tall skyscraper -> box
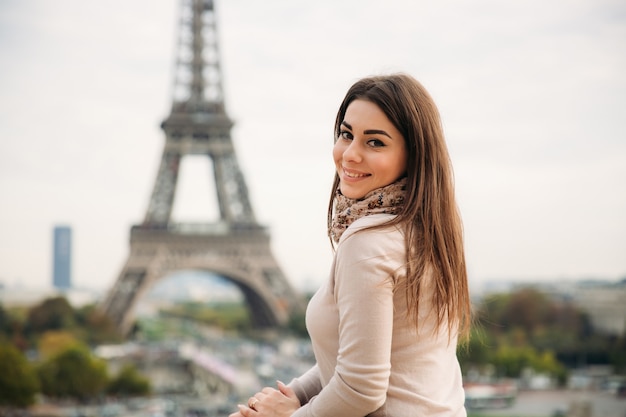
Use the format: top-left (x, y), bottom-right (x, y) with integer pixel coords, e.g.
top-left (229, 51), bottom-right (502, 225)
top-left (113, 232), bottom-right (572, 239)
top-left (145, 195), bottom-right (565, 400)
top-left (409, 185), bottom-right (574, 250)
top-left (53, 226), bottom-right (72, 290)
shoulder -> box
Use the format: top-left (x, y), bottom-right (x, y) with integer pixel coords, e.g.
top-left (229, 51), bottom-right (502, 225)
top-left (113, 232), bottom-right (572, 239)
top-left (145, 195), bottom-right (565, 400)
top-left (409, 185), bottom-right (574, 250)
top-left (340, 213), bottom-right (404, 243)
top-left (336, 214), bottom-right (405, 263)
top-left (332, 214), bottom-right (405, 296)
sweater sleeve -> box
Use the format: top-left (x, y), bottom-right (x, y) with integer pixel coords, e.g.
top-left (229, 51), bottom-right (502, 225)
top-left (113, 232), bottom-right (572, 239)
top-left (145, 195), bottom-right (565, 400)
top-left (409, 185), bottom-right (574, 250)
top-left (288, 364), bottom-right (322, 406)
top-left (292, 223), bottom-right (401, 417)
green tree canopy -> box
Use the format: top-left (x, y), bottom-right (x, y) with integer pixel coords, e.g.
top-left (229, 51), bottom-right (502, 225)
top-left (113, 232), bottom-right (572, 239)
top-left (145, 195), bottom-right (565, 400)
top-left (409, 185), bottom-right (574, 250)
top-left (74, 305), bottom-right (121, 344)
top-left (0, 343), bottom-right (39, 407)
top-left (107, 364), bottom-right (151, 397)
top-left (37, 344), bottom-right (108, 401)
top-left (38, 330), bottom-right (81, 360)
top-left (26, 296), bottom-right (75, 334)
top-left (0, 304), bottom-right (9, 334)
top-left (464, 286), bottom-right (626, 378)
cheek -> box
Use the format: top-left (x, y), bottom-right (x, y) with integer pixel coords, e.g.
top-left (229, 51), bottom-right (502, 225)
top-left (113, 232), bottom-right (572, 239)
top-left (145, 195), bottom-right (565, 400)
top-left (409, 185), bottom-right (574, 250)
top-left (381, 155), bottom-right (407, 180)
top-left (332, 142), bottom-right (344, 164)
top-left (397, 158), bottom-right (408, 176)
top-left (393, 148), bottom-right (408, 177)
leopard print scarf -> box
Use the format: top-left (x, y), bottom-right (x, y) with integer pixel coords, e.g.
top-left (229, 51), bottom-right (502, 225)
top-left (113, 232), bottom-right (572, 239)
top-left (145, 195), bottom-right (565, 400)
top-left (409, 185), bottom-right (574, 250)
top-left (330, 177), bottom-right (407, 244)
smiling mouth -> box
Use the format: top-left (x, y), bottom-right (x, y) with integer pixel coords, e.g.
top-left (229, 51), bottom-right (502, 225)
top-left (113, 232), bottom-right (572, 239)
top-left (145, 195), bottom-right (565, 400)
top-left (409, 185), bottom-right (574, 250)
top-left (343, 168), bottom-right (370, 178)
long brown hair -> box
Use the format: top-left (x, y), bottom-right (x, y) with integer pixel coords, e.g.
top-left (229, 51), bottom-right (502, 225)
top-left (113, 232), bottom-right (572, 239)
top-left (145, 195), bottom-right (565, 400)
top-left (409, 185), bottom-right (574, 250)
top-left (327, 74), bottom-right (471, 338)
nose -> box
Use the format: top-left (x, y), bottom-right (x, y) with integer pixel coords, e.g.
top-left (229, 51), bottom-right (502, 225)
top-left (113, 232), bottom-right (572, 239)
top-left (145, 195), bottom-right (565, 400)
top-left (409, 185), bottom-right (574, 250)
top-left (342, 140), bottom-right (362, 163)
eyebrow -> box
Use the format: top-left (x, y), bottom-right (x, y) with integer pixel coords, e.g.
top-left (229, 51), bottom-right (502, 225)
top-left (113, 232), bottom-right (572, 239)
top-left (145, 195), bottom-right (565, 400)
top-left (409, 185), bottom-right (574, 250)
top-left (341, 121), bottom-right (392, 139)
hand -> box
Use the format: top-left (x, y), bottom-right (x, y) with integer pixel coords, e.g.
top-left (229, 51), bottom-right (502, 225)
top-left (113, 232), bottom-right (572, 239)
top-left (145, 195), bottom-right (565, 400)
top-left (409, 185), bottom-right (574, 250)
top-left (230, 381), bottom-right (300, 417)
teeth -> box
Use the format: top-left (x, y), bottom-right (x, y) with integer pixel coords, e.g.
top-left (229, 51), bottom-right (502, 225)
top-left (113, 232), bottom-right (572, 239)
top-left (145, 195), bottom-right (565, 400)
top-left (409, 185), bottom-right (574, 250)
top-left (344, 170), bottom-right (367, 178)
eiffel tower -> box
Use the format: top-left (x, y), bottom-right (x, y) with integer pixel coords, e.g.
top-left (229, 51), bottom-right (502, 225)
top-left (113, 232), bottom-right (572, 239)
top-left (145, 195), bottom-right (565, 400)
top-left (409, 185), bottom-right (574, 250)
top-left (100, 0), bottom-right (303, 337)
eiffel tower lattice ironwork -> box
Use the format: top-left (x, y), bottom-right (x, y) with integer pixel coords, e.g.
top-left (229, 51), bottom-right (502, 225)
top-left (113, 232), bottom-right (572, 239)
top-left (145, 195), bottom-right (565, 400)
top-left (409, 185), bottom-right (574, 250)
top-left (100, 0), bottom-right (303, 337)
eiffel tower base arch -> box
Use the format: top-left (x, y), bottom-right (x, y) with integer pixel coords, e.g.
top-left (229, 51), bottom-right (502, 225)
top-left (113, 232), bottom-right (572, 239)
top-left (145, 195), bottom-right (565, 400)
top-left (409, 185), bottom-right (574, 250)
top-left (101, 224), bottom-right (303, 337)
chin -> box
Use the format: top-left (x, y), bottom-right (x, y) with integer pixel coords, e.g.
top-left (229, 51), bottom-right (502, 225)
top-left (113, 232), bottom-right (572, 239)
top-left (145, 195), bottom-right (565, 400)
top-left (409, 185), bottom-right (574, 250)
top-left (339, 185), bottom-right (366, 200)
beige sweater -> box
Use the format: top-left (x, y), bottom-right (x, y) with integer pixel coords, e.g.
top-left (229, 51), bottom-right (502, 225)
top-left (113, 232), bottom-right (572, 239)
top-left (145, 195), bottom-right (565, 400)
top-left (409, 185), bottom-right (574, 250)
top-left (289, 214), bottom-right (466, 417)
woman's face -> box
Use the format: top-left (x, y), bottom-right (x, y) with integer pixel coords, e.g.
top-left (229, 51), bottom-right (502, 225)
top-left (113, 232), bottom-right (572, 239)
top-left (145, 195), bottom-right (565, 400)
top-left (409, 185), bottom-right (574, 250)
top-left (333, 99), bottom-right (407, 199)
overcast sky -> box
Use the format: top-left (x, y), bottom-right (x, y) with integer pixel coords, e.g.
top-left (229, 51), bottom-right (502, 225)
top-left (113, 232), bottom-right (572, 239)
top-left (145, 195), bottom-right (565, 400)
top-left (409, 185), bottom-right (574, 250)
top-left (1, 0), bottom-right (625, 295)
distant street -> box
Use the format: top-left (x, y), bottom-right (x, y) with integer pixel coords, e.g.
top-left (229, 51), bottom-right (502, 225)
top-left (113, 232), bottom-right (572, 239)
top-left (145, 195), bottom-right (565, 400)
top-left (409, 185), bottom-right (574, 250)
top-left (29, 317), bottom-right (625, 417)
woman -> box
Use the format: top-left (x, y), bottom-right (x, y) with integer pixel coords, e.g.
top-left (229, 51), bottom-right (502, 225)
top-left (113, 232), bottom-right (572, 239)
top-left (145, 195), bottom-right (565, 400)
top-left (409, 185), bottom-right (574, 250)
top-left (232, 73), bottom-right (471, 417)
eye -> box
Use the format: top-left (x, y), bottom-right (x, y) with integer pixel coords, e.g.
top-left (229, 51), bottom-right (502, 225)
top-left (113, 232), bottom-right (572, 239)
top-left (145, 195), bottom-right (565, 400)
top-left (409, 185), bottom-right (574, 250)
top-left (339, 130), bottom-right (353, 140)
top-left (367, 138), bottom-right (386, 147)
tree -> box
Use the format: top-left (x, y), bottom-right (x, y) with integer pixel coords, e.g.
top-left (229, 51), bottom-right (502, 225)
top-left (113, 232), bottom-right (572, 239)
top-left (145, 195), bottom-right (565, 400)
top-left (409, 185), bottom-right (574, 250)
top-left (458, 327), bottom-right (494, 369)
top-left (107, 364), bottom-right (151, 397)
top-left (37, 345), bottom-right (108, 401)
top-left (466, 287), bottom-right (626, 379)
top-left (0, 304), bottom-right (9, 336)
top-left (492, 345), bottom-right (537, 378)
top-left (25, 296), bottom-right (75, 335)
top-left (74, 305), bottom-right (122, 344)
top-left (287, 310), bottom-right (308, 338)
top-left (608, 335), bottom-right (626, 373)
top-left (0, 343), bottom-right (39, 407)
top-left (478, 292), bottom-right (511, 335)
top-left (0, 304), bottom-right (28, 350)
top-left (38, 330), bottom-right (81, 360)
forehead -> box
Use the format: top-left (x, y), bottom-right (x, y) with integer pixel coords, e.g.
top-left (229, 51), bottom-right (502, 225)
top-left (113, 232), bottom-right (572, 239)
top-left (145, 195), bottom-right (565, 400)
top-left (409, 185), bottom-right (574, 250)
top-left (344, 99), bottom-right (386, 121)
top-left (343, 99), bottom-right (401, 135)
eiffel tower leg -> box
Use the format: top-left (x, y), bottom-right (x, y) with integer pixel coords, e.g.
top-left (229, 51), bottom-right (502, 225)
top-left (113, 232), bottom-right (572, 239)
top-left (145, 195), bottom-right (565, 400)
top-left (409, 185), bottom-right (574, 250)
top-left (100, 242), bottom-right (167, 336)
top-left (100, 264), bottom-right (147, 336)
top-left (234, 263), bottom-right (301, 328)
top-left (144, 151), bottom-right (181, 226)
top-left (212, 152), bottom-right (255, 224)
top-left (240, 286), bottom-right (276, 327)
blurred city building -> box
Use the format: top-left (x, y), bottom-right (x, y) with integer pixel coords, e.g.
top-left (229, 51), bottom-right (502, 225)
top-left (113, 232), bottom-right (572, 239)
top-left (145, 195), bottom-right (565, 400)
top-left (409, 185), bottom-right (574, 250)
top-left (52, 225), bottom-right (72, 290)
top-left (537, 279), bottom-right (626, 336)
top-left (571, 280), bottom-right (626, 336)
top-left (480, 278), bottom-right (626, 336)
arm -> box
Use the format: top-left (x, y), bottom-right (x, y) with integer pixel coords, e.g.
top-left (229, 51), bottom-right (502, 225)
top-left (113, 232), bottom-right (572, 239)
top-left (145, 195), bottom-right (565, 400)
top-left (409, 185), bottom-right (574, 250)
top-left (292, 227), bottom-right (400, 417)
top-left (288, 364), bottom-right (322, 406)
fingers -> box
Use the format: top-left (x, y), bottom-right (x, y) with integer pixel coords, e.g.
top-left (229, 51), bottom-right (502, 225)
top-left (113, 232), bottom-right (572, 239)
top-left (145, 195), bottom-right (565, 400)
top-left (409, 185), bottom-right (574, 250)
top-left (236, 404), bottom-right (256, 416)
top-left (277, 380), bottom-right (298, 400)
top-left (248, 396), bottom-right (260, 410)
top-left (261, 386), bottom-right (278, 395)
top-left (234, 384), bottom-right (299, 417)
